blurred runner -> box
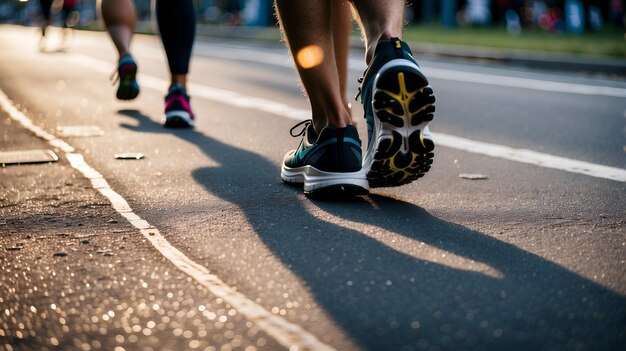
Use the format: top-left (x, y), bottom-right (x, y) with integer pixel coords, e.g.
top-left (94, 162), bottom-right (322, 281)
top-left (37, 0), bottom-right (53, 46)
top-left (100, 0), bottom-right (196, 128)
top-left (38, 0), bottom-right (77, 49)
top-left (60, 0), bottom-right (79, 44)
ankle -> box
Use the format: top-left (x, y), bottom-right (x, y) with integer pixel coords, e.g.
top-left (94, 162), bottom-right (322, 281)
top-left (319, 110), bottom-right (352, 131)
top-left (365, 30), bottom-right (400, 63)
top-left (170, 75), bottom-right (187, 90)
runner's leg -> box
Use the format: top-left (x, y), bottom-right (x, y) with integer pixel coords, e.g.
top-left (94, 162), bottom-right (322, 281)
top-left (99, 0), bottom-right (136, 59)
top-left (157, 0), bottom-right (197, 128)
top-left (156, 0), bottom-right (196, 90)
top-left (275, 0), bottom-right (351, 133)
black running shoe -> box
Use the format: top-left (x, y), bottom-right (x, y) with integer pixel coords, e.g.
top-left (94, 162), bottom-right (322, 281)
top-left (357, 38), bottom-right (436, 188)
top-left (112, 55), bottom-right (140, 101)
top-left (281, 120), bottom-right (368, 196)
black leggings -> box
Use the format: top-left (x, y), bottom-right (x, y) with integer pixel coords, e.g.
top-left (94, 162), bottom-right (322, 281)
top-left (156, 0), bottom-right (196, 75)
top-left (39, 0), bottom-right (52, 20)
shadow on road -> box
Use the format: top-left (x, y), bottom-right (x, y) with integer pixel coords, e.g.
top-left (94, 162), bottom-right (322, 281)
top-left (118, 109), bottom-right (625, 350)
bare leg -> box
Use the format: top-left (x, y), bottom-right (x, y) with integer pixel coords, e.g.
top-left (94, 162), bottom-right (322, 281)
top-left (275, 0), bottom-right (352, 133)
top-left (331, 1), bottom-right (353, 115)
top-left (170, 74), bottom-right (187, 89)
top-left (99, 0), bottom-right (137, 59)
top-left (349, 0), bottom-right (405, 63)
top-left (100, 0), bottom-right (139, 100)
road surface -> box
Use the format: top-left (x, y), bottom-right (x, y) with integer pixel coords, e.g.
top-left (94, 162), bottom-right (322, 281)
top-left (1, 25), bottom-right (625, 351)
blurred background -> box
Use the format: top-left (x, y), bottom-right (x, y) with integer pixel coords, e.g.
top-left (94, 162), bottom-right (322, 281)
top-left (0, 0), bottom-right (624, 58)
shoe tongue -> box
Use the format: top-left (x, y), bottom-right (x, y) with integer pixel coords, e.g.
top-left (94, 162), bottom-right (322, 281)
top-left (376, 37), bottom-right (412, 56)
top-left (119, 55), bottom-right (134, 65)
top-left (167, 84), bottom-right (188, 98)
top-left (168, 83), bottom-right (184, 94)
top-left (306, 124), bottom-right (318, 144)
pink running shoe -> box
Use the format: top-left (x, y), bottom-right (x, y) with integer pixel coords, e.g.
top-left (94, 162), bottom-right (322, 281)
top-left (163, 83), bottom-right (195, 128)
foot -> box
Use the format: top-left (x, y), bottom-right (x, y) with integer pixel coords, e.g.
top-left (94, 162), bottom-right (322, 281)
top-left (163, 83), bottom-right (195, 128)
top-left (357, 38), bottom-right (436, 188)
top-left (114, 55), bottom-right (140, 100)
top-left (281, 120), bottom-right (368, 196)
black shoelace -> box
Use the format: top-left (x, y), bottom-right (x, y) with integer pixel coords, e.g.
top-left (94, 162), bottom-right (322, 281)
top-left (355, 76), bottom-right (364, 101)
top-left (289, 119), bottom-right (312, 137)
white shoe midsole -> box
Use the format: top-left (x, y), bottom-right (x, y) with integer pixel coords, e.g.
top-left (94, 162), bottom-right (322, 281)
top-left (281, 165), bottom-right (369, 192)
top-left (165, 110), bottom-right (194, 126)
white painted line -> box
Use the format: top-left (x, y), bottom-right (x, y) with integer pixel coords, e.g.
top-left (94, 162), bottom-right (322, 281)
top-left (57, 125), bottom-right (105, 137)
top-left (350, 57), bottom-right (626, 98)
top-left (194, 43), bottom-right (626, 98)
top-left (137, 227), bottom-right (334, 351)
top-left (0, 89), bottom-right (336, 351)
top-left (86, 40), bottom-right (626, 99)
top-left (67, 53), bottom-right (312, 121)
top-left (0, 93), bottom-right (75, 153)
top-left (423, 67), bottom-right (626, 98)
top-left (67, 53), bottom-right (626, 183)
top-left (433, 133), bottom-right (626, 182)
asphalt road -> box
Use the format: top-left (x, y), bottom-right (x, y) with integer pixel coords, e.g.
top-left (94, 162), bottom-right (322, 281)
top-left (1, 25), bottom-right (625, 351)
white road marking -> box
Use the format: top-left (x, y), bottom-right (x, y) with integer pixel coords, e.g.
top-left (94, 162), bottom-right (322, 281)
top-left (422, 67), bottom-right (626, 98)
top-left (191, 42), bottom-right (626, 98)
top-left (0, 95), bottom-right (75, 153)
top-left (101, 39), bottom-right (626, 98)
top-left (434, 133), bottom-right (626, 182)
top-left (0, 89), bottom-right (336, 351)
top-left (67, 53), bottom-right (626, 183)
top-left (350, 57), bottom-right (626, 98)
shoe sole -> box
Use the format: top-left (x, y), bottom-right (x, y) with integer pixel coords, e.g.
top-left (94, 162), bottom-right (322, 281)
top-left (164, 110), bottom-right (195, 128)
top-left (364, 59), bottom-right (435, 188)
top-left (281, 165), bottom-right (369, 196)
top-left (116, 64), bottom-right (139, 101)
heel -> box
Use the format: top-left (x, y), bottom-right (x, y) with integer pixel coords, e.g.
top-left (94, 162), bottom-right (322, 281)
top-left (367, 63), bottom-right (436, 188)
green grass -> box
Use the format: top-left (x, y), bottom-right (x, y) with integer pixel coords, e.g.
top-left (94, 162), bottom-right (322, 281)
top-left (403, 24), bottom-right (626, 58)
top-left (78, 21), bottom-right (625, 58)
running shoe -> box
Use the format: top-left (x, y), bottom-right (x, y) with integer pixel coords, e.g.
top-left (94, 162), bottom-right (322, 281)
top-left (281, 120), bottom-right (368, 196)
top-left (113, 55), bottom-right (140, 100)
top-left (357, 37), bottom-right (436, 188)
top-left (163, 83), bottom-right (195, 128)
